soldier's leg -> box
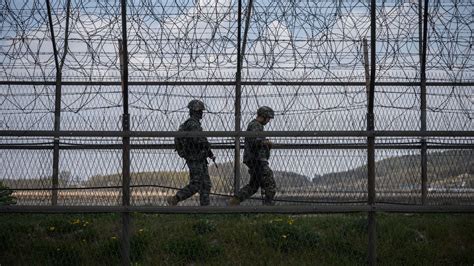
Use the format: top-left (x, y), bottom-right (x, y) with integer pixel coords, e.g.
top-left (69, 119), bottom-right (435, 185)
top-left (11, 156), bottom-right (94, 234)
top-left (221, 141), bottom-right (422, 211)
top-left (235, 163), bottom-right (260, 202)
top-left (175, 160), bottom-right (202, 202)
top-left (199, 162), bottom-right (212, 206)
top-left (260, 161), bottom-right (276, 205)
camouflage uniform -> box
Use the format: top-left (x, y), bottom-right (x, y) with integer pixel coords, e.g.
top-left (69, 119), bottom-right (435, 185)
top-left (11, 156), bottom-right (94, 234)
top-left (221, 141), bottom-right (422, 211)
top-left (174, 101), bottom-right (214, 206)
top-left (235, 118), bottom-right (276, 205)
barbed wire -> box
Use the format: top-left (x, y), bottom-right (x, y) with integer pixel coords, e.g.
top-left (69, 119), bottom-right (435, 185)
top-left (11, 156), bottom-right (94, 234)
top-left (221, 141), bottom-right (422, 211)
top-left (0, 0), bottom-right (472, 199)
top-left (0, 0), bottom-right (472, 133)
top-left (1, 0), bottom-right (472, 82)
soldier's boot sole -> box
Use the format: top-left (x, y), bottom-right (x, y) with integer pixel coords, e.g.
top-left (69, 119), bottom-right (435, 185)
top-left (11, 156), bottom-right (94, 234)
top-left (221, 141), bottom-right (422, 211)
top-left (167, 196), bottom-right (179, 206)
top-left (227, 197), bottom-right (241, 206)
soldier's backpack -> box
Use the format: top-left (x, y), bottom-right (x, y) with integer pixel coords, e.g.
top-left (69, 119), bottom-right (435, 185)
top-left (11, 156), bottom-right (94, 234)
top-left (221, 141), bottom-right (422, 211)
top-left (174, 124), bottom-right (187, 158)
top-left (174, 136), bottom-right (187, 159)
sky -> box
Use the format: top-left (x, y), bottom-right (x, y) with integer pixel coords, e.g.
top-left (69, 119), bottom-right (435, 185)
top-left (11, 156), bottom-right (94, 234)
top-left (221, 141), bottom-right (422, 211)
top-left (0, 0), bottom-right (472, 182)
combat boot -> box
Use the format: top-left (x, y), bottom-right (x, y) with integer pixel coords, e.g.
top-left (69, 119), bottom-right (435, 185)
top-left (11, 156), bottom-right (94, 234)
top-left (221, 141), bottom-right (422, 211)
top-left (167, 195), bottom-right (179, 206)
top-left (227, 196), bottom-right (241, 206)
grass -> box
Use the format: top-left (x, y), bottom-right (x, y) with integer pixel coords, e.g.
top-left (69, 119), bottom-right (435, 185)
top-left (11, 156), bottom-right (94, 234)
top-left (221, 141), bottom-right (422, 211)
top-left (0, 213), bottom-right (473, 265)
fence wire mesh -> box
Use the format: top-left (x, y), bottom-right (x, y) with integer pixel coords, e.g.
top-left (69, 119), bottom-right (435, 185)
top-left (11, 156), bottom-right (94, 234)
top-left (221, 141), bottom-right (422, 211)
top-left (2, 136), bottom-right (472, 206)
top-left (0, 0), bottom-right (473, 264)
top-left (2, 139), bottom-right (474, 206)
top-left (1, 0), bottom-right (472, 82)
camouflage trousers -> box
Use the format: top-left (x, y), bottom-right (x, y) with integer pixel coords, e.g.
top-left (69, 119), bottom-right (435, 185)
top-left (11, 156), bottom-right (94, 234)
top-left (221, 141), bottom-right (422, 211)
top-left (236, 160), bottom-right (276, 205)
top-left (176, 159), bottom-right (212, 206)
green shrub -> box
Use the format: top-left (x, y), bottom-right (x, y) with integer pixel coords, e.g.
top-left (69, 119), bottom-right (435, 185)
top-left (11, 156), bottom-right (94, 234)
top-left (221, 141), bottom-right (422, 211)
top-left (30, 240), bottom-right (83, 266)
top-left (45, 218), bottom-right (95, 238)
top-left (0, 182), bottom-right (16, 206)
top-left (164, 236), bottom-right (223, 263)
top-left (261, 217), bottom-right (320, 253)
top-left (192, 218), bottom-right (217, 235)
top-left (131, 229), bottom-right (152, 262)
top-left (97, 236), bottom-right (121, 264)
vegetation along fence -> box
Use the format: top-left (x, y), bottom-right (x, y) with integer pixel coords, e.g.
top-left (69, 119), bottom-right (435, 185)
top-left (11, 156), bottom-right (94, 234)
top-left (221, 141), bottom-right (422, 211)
top-left (0, 0), bottom-right (472, 265)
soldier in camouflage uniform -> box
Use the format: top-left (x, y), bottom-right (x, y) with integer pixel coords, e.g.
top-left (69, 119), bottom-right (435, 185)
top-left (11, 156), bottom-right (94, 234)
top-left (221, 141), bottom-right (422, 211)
top-left (167, 100), bottom-right (215, 206)
top-left (228, 106), bottom-right (276, 206)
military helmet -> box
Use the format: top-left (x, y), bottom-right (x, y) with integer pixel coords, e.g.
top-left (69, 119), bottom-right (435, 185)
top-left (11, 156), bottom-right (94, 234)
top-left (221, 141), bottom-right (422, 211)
top-left (187, 99), bottom-right (206, 111)
top-left (257, 106), bottom-right (275, 119)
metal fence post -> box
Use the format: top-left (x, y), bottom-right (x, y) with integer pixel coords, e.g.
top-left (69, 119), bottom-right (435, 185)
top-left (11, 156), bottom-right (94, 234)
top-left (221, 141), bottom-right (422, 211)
top-left (46, 0), bottom-right (71, 206)
top-left (119, 0), bottom-right (131, 264)
top-left (234, 0), bottom-right (242, 195)
top-left (420, 0), bottom-right (429, 205)
top-left (45, 0), bottom-right (60, 206)
top-left (234, 0), bottom-right (254, 195)
top-left (367, 0), bottom-right (377, 265)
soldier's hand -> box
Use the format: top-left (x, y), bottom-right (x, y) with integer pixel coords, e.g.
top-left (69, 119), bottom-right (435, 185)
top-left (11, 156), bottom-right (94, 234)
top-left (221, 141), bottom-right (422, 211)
top-left (263, 140), bottom-right (272, 149)
top-left (208, 150), bottom-right (215, 159)
top-left (211, 156), bottom-right (218, 169)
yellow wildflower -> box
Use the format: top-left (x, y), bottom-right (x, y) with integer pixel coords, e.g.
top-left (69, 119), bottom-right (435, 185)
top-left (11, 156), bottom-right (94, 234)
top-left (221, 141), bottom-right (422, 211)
top-left (49, 226), bottom-right (55, 231)
top-left (288, 218), bottom-right (294, 225)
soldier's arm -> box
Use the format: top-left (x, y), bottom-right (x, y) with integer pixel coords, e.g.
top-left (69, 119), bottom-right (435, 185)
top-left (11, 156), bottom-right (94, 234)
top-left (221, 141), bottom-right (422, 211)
top-left (247, 122), bottom-right (265, 148)
top-left (188, 120), bottom-right (213, 156)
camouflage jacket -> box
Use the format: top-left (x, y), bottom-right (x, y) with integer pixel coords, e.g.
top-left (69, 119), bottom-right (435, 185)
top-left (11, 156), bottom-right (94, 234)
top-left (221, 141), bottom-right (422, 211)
top-left (176, 117), bottom-right (213, 161)
top-left (243, 119), bottom-right (270, 164)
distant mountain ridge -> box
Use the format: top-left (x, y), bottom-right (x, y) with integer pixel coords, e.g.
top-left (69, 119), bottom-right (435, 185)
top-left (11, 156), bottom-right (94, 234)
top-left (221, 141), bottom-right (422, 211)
top-left (208, 161), bottom-right (312, 189)
top-left (4, 150), bottom-right (472, 191)
top-left (312, 149), bottom-right (473, 189)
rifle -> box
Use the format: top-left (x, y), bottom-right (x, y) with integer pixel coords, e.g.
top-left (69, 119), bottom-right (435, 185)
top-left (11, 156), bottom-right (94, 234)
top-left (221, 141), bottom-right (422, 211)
top-left (211, 157), bottom-right (218, 169)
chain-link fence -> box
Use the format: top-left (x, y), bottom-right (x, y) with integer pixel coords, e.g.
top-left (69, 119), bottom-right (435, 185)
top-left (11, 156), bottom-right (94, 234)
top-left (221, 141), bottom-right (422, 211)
top-left (1, 0), bottom-right (473, 264)
top-left (2, 136), bottom-right (473, 206)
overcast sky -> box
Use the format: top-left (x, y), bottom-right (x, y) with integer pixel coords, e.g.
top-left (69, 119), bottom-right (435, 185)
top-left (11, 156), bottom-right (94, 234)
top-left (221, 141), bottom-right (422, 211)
top-left (0, 0), bottom-right (472, 181)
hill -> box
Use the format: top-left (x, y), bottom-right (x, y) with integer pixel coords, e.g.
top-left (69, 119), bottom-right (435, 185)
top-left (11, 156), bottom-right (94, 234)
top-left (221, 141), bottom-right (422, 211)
top-left (4, 150), bottom-right (471, 192)
top-left (77, 161), bottom-right (312, 194)
top-left (312, 149), bottom-right (473, 190)
top-left (208, 161), bottom-right (312, 189)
